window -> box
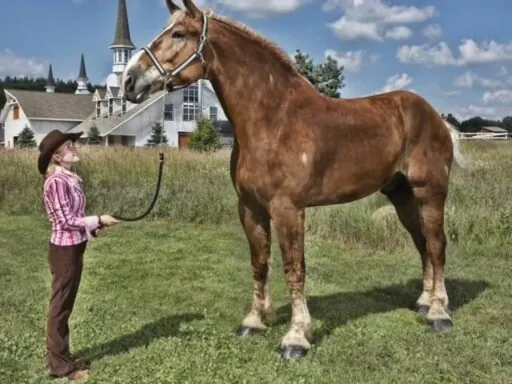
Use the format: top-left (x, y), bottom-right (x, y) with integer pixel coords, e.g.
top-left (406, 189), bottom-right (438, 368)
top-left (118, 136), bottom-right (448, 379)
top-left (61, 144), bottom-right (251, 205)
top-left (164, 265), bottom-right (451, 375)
top-left (96, 101), bottom-right (101, 117)
top-left (108, 99), bottom-right (113, 116)
top-left (121, 98), bottom-right (127, 114)
top-left (164, 104), bottom-right (174, 120)
top-left (209, 106), bottom-right (218, 121)
top-left (183, 84), bottom-right (198, 103)
top-left (13, 105), bottom-right (19, 120)
top-left (183, 104), bottom-right (199, 121)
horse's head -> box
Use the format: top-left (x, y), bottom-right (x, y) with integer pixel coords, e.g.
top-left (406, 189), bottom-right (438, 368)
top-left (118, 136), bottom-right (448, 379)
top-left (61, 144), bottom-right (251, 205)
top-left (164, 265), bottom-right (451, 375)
top-left (122, 0), bottom-right (208, 103)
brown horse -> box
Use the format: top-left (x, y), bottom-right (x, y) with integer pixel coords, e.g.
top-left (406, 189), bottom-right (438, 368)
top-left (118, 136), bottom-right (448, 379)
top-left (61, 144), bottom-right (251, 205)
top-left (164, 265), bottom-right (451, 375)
top-left (122, 0), bottom-right (469, 359)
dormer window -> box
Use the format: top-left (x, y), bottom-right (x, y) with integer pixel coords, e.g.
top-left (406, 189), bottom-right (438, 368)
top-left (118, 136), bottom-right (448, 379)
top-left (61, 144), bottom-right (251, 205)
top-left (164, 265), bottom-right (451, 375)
top-left (96, 101), bottom-right (101, 118)
top-left (121, 98), bottom-right (127, 114)
top-left (108, 99), bottom-right (113, 116)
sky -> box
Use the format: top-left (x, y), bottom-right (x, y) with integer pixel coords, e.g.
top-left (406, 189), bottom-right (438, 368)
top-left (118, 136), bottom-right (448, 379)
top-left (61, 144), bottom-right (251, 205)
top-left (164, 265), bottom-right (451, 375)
top-left (1, 0), bottom-right (511, 121)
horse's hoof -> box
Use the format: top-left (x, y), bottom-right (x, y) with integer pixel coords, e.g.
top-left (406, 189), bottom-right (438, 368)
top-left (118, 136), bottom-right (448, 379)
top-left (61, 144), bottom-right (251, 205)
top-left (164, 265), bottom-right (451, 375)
top-left (415, 304), bottom-right (430, 315)
top-left (236, 326), bottom-right (262, 337)
top-left (431, 319), bottom-right (453, 333)
top-left (280, 346), bottom-right (307, 360)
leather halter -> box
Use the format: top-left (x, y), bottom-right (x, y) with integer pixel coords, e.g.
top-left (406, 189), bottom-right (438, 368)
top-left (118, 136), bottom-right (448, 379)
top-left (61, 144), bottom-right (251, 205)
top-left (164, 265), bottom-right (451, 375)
top-left (140, 12), bottom-right (208, 91)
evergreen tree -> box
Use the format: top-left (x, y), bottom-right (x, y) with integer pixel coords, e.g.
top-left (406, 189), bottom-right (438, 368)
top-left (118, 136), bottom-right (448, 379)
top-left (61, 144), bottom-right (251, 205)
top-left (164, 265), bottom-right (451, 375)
top-left (17, 126), bottom-right (37, 148)
top-left (87, 126), bottom-right (102, 145)
top-left (293, 50), bottom-right (345, 98)
top-left (190, 117), bottom-right (221, 152)
top-left (146, 122), bottom-right (168, 147)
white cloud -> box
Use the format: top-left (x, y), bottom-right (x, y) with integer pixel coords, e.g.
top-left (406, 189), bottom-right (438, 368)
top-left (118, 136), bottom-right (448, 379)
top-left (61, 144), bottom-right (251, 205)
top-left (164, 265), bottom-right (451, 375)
top-left (385, 26), bottom-right (413, 40)
top-left (453, 104), bottom-right (498, 120)
top-left (325, 49), bottom-right (365, 72)
top-left (454, 71), bottom-right (501, 89)
top-left (215, 0), bottom-right (312, 17)
top-left (0, 49), bottom-right (48, 78)
top-left (397, 41), bottom-right (457, 66)
top-left (325, 0), bottom-right (435, 42)
top-left (422, 23), bottom-right (442, 40)
top-left (483, 90), bottom-right (512, 104)
top-left (397, 39), bottom-right (512, 66)
top-left (381, 73), bottom-right (413, 92)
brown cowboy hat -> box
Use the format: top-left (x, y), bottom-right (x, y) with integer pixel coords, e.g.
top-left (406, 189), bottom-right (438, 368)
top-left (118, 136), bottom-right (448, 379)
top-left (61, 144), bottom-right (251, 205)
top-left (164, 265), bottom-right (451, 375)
top-left (38, 130), bottom-right (83, 175)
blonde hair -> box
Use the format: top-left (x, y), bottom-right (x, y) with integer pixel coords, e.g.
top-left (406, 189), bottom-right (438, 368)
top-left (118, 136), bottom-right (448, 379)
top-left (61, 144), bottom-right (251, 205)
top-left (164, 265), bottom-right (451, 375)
top-left (44, 157), bottom-right (59, 179)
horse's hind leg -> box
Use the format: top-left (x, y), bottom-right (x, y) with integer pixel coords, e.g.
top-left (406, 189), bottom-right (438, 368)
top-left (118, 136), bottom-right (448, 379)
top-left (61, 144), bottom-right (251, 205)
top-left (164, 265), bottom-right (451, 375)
top-left (408, 161), bottom-right (452, 333)
top-left (381, 172), bottom-right (431, 313)
top-left (237, 198), bottom-right (275, 336)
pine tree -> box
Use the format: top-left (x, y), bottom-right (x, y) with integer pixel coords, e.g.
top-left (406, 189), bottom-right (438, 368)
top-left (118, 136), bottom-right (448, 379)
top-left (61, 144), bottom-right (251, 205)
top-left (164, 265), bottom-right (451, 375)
top-left (17, 126), bottom-right (37, 148)
top-left (87, 126), bottom-right (101, 145)
top-left (146, 122), bottom-right (168, 147)
top-left (293, 50), bottom-right (345, 98)
top-left (190, 117), bottom-right (221, 152)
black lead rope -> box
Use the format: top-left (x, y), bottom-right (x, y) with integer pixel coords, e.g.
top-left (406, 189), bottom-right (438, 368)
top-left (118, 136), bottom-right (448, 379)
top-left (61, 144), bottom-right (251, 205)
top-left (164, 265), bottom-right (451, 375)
top-left (112, 151), bottom-right (165, 222)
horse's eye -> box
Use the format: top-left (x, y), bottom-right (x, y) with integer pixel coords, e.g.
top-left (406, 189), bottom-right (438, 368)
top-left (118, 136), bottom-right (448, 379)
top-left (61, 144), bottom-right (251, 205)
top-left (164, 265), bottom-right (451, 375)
top-left (172, 31), bottom-right (186, 39)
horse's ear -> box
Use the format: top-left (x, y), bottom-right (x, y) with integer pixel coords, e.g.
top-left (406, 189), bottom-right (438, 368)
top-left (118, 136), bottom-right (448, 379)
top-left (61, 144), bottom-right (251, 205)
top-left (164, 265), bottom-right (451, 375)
top-left (165, 0), bottom-right (181, 14)
top-left (183, 0), bottom-right (201, 18)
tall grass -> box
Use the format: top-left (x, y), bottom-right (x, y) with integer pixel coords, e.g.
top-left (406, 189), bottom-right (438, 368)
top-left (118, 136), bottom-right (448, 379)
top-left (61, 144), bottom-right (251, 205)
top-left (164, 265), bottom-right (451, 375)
top-left (1, 141), bottom-right (511, 251)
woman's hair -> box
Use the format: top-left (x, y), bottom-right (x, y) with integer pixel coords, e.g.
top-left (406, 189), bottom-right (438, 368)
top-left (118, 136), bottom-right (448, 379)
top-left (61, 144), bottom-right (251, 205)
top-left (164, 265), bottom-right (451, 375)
top-left (44, 157), bottom-right (59, 179)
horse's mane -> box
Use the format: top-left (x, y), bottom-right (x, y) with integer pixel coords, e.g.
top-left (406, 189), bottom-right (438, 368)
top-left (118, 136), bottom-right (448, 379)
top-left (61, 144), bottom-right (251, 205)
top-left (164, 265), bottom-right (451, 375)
top-left (206, 11), bottom-right (297, 71)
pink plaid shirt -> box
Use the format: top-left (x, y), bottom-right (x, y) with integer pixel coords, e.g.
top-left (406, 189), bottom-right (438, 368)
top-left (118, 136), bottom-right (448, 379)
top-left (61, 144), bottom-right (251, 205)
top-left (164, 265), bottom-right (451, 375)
top-left (43, 167), bottom-right (99, 246)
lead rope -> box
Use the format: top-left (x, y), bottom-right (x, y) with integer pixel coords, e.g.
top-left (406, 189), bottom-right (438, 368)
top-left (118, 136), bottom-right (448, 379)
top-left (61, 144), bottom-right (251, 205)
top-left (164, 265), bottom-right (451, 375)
top-left (112, 96), bottom-right (166, 222)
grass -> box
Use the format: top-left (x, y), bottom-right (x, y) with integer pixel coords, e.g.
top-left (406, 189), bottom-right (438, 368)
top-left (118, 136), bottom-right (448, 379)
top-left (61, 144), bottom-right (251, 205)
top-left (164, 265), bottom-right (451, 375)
top-left (0, 140), bottom-right (511, 382)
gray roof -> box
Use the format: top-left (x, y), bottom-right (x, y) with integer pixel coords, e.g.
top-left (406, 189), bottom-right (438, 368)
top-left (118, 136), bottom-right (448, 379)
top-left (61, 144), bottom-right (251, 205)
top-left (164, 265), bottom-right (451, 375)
top-left (67, 91), bottom-right (165, 136)
top-left (109, 86), bottom-right (121, 98)
top-left (482, 126), bottom-right (508, 133)
top-left (110, 0), bottom-right (135, 49)
top-left (5, 89), bottom-right (94, 120)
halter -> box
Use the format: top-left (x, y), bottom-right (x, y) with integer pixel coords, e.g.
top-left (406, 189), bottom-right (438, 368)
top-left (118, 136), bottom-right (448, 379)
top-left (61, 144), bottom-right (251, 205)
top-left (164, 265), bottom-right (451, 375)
top-left (141, 11), bottom-right (209, 91)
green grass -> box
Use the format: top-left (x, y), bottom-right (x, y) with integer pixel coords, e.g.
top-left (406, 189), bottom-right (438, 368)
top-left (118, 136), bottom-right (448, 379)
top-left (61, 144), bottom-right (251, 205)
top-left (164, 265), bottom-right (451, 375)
top-left (1, 140), bottom-right (511, 382)
top-left (0, 212), bottom-right (511, 383)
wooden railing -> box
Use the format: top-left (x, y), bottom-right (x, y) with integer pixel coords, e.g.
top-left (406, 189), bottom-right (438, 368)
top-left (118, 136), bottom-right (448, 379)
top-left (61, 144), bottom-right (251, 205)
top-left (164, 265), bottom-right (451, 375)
top-left (457, 132), bottom-right (509, 140)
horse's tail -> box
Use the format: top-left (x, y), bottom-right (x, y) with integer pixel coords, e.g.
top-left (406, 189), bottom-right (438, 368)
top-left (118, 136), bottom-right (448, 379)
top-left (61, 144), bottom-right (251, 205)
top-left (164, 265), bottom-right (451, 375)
top-left (444, 120), bottom-right (471, 169)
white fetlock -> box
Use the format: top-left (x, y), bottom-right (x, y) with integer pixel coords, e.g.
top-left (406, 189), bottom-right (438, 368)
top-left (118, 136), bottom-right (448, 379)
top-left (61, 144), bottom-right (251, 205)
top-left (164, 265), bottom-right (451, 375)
top-left (281, 324), bottom-right (312, 350)
top-left (242, 310), bottom-right (267, 330)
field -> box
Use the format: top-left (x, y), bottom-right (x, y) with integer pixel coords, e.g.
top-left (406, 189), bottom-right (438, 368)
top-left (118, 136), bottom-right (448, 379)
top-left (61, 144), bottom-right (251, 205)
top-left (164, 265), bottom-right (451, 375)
top-left (0, 141), bottom-right (511, 383)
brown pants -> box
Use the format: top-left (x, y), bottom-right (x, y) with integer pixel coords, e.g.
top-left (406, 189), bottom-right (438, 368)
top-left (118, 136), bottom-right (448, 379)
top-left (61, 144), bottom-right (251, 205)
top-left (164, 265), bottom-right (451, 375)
top-left (46, 241), bottom-right (87, 377)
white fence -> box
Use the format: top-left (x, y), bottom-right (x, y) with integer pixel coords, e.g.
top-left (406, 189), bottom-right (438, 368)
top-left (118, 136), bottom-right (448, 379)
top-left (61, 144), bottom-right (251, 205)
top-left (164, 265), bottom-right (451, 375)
top-left (457, 132), bottom-right (509, 140)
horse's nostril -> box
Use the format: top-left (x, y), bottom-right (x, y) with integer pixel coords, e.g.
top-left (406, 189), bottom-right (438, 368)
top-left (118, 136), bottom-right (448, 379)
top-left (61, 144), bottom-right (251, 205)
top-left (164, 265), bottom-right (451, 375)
top-left (125, 74), bottom-right (135, 93)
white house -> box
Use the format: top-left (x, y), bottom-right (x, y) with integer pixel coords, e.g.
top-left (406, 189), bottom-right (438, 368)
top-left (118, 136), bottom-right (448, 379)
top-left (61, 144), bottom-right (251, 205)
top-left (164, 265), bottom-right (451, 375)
top-left (0, 0), bottom-right (232, 149)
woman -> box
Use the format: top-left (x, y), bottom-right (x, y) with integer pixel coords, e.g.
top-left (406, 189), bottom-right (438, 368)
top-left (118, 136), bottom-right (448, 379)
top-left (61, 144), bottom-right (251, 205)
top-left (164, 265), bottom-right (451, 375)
top-left (38, 129), bottom-right (120, 380)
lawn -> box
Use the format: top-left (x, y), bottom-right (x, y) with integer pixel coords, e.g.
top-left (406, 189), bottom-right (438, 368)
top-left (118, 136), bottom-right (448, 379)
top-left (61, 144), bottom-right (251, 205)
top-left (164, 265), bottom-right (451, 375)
top-left (1, 210), bottom-right (510, 383)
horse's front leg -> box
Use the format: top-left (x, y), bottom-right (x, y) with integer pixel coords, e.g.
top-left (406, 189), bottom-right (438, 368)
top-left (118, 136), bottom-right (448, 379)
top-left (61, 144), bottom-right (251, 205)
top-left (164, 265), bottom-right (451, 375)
top-left (271, 200), bottom-right (312, 359)
top-left (237, 198), bottom-right (274, 335)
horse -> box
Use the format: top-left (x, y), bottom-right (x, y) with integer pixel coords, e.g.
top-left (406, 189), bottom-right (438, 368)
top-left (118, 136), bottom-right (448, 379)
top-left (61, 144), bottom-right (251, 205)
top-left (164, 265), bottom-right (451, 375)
top-left (121, 0), bottom-right (469, 359)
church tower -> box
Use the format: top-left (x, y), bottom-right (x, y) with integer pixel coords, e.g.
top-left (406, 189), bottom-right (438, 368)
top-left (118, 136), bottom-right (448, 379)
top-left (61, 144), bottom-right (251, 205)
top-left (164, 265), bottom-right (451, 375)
top-left (107, 0), bottom-right (136, 87)
top-left (75, 53), bottom-right (90, 94)
top-left (45, 64), bottom-right (56, 93)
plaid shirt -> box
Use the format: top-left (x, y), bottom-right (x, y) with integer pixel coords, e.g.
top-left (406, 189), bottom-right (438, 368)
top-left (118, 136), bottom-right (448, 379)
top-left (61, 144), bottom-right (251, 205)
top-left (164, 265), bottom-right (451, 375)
top-left (43, 167), bottom-right (99, 246)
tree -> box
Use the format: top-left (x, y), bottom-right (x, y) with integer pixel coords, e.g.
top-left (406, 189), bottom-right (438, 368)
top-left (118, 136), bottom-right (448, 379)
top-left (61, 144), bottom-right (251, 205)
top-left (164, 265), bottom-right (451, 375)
top-left (87, 126), bottom-right (101, 145)
top-left (441, 113), bottom-right (461, 128)
top-left (146, 122), bottom-right (168, 147)
top-left (17, 126), bottom-right (36, 148)
top-left (292, 49), bottom-right (345, 98)
top-left (190, 117), bottom-right (221, 152)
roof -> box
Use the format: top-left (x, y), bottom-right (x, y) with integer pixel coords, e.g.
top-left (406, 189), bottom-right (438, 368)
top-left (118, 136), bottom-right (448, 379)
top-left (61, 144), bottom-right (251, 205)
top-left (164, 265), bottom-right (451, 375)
top-left (482, 126), bottom-right (508, 133)
top-left (67, 90), bottom-right (165, 136)
top-left (110, 0), bottom-right (135, 49)
top-left (5, 89), bottom-right (94, 121)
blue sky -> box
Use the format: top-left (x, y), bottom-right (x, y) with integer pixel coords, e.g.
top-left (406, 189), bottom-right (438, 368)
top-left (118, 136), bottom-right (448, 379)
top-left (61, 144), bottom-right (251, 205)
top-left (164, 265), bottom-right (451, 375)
top-left (1, 0), bottom-right (511, 121)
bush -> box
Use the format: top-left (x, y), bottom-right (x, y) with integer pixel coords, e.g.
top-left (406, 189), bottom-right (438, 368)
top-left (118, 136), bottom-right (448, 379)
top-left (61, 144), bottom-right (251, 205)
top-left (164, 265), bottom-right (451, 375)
top-left (190, 117), bottom-right (221, 152)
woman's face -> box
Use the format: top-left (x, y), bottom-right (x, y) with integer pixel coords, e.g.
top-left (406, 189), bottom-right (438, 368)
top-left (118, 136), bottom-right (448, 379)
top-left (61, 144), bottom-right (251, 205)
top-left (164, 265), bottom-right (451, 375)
top-left (53, 140), bottom-right (80, 168)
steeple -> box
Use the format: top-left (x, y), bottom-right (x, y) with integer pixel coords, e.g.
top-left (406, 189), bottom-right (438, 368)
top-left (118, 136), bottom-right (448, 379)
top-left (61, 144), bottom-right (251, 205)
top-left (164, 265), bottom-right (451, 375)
top-left (107, 0), bottom-right (136, 87)
top-left (75, 53), bottom-right (90, 95)
top-left (45, 64), bottom-right (56, 93)
top-left (109, 0), bottom-right (135, 49)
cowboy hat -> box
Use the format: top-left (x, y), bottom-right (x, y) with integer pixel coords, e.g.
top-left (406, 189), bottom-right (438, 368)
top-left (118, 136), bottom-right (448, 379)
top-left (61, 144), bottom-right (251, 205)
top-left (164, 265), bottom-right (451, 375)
top-left (38, 130), bottom-right (83, 175)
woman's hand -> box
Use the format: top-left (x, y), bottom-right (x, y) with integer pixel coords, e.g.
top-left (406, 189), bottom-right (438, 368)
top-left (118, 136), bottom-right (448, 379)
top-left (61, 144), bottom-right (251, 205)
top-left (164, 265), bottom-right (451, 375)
top-left (99, 215), bottom-right (121, 227)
